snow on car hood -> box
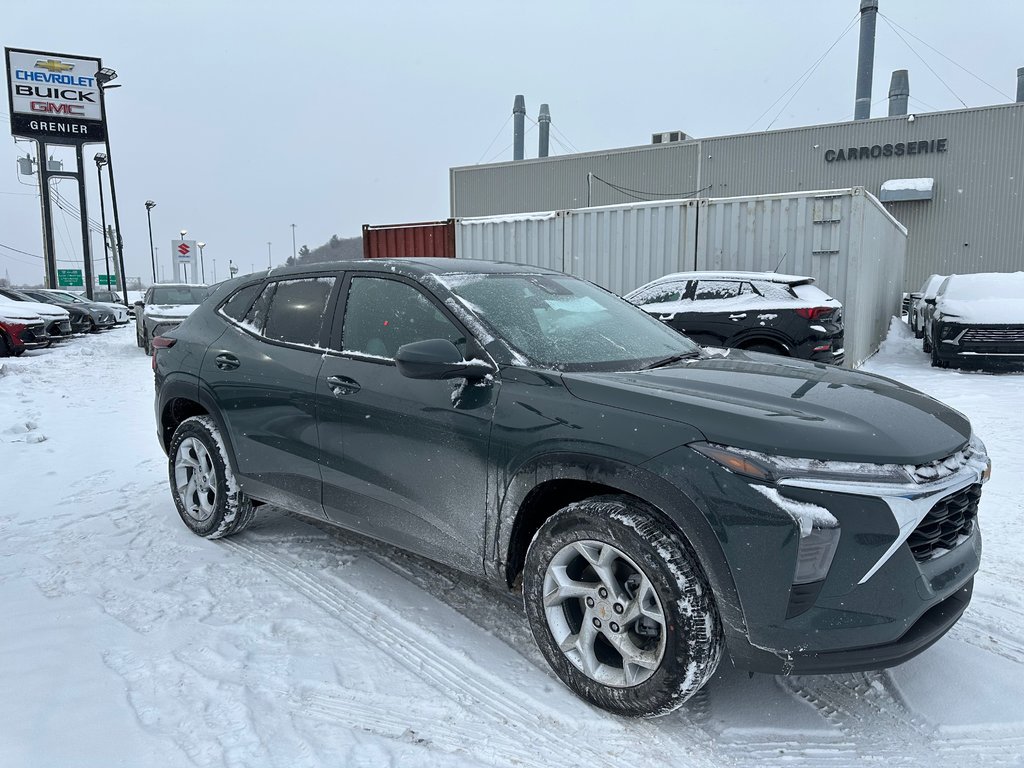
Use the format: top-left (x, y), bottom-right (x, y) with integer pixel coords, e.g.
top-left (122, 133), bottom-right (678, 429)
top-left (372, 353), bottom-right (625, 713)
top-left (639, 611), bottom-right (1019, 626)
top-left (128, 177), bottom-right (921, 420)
top-left (561, 353), bottom-right (969, 465)
top-left (937, 298), bottom-right (1024, 325)
top-left (0, 307), bottom-right (43, 323)
top-left (0, 297), bottom-right (68, 320)
top-left (144, 304), bottom-right (201, 320)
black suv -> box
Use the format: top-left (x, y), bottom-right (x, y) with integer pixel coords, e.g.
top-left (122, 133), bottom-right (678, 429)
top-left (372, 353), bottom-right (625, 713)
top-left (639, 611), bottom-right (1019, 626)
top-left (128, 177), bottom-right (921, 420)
top-left (154, 259), bottom-right (988, 717)
top-left (626, 271), bottom-right (845, 364)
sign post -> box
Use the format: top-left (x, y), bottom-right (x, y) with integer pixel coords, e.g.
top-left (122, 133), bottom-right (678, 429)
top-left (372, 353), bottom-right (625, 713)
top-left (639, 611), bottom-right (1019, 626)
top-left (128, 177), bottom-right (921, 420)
top-left (5, 47), bottom-right (108, 298)
top-left (171, 239), bottom-right (198, 283)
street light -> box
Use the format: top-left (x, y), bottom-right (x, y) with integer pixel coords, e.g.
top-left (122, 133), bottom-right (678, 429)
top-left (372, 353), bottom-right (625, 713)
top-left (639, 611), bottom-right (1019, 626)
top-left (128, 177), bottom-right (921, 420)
top-left (291, 223), bottom-right (297, 261)
top-left (96, 66), bottom-right (128, 305)
top-left (93, 153), bottom-right (112, 294)
top-left (144, 200), bottom-right (157, 284)
top-left (197, 241), bottom-right (206, 283)
top-left (267, 241), bottom-right (272, 268)
top-left (179, 229), bottom-right (188, 283)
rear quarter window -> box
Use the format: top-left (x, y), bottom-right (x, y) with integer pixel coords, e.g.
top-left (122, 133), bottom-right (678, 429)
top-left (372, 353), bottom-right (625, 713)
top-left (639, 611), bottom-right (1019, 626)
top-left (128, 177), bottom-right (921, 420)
top-left (219, 283), bottom-right (263, 322)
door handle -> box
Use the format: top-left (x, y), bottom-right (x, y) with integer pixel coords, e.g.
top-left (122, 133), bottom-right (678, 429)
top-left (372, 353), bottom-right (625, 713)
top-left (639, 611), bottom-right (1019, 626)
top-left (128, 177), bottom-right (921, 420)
top-left (729, 313), bottom-right (747, 320)
top-left (215, 353), bottom-right (240, 370)
top-left (658, 312), bottom-right (676, 321)
top-left (326, 375), bottom-right (361, 396)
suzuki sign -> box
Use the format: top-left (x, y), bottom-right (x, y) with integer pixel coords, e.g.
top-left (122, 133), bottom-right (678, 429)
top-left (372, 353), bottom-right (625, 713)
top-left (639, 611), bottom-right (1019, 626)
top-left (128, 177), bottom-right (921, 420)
top-left (5, 47), bottom-right (107, 141)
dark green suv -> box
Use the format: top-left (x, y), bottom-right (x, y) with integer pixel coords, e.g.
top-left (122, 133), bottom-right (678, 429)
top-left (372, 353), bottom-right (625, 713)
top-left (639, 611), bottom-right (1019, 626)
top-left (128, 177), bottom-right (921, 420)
top-left (153, 259), bottom-right (990, 717)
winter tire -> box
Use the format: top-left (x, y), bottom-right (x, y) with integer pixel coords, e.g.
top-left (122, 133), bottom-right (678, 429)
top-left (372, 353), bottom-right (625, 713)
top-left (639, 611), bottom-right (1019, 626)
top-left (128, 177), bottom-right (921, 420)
top-left (524, 495), bottom-right (723, 718)
top-left (168, 415), bottom-right (256, 539)
top-left (0, 333), bottom-right (11, 358)
top-left (922, 334), bottom-right (932, 354)
top-left (143, 331), bottom-right (151, 356)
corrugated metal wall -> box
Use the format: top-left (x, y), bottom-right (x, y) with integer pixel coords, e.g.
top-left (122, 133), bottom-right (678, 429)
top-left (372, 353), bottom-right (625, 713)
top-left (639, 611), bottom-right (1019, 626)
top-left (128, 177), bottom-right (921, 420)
top-left (455, 212), bottom-right (564, 271)
top-left (455, 188), bottom-right (907, 366)
top-left (451, 103), bottom-right (1024, 290)
top-left (564, 200), bottom-right (699, 295)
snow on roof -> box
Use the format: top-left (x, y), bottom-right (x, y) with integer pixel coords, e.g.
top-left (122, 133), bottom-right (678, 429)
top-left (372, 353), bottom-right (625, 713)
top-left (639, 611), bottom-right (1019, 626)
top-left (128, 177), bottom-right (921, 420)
top-left (881, 177), bottom-right (935, 193)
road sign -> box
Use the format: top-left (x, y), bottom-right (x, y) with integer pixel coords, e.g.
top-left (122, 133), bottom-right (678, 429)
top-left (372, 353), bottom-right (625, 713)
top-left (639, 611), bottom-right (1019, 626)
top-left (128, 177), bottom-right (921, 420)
top-left (57, 269), bottom-right (83, 287)
top-left (98, 274), bottom-right (115, 286)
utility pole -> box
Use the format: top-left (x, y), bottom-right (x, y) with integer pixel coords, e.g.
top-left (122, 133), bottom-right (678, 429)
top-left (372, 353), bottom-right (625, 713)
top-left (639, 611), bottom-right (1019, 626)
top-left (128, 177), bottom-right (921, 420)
top-left (267, 241), bottom-right (272, 268)
top-left (94, 155), bottom-right (112, 293)
top-left (290, 223), bottom-right (297, 261)
top-left (97, 68), bottom-right (129, 305)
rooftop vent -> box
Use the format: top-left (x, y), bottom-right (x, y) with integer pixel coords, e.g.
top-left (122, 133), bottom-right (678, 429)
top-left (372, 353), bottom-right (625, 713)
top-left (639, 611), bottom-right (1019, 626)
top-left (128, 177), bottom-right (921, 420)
top-left (652, 131), bottom-right (691, 144)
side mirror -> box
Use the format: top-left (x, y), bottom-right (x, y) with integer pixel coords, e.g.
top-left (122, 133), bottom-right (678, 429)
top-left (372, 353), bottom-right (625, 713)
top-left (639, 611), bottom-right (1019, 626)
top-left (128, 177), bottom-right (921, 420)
top-left (134, 300), bottom-right (145, 307)
top-left (924, 297), bottom-right (937, 305)
top-left (395, 339), bottom-right (494, 380)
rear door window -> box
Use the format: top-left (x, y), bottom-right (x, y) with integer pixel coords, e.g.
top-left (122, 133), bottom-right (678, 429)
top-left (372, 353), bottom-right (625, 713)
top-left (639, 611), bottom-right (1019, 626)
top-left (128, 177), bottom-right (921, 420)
top-left (262, 278), bottom-right (336, 346)
top-left (694, 280), bottom-right (741, 301)
top-left (242, 283), bottom-right (276, 335)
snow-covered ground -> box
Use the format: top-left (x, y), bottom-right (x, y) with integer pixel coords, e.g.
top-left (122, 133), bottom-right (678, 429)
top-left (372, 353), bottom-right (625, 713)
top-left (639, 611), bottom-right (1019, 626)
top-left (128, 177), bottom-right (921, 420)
top-left (1, 321), bottom-right (1022, 768)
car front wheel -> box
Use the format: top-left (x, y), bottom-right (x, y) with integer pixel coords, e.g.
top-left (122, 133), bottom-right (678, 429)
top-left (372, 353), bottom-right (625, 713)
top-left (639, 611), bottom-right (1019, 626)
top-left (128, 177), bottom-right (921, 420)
top-left (523, 496), bottom-right (723, 718)
top-left (168, 415), bottom-right (256, 539)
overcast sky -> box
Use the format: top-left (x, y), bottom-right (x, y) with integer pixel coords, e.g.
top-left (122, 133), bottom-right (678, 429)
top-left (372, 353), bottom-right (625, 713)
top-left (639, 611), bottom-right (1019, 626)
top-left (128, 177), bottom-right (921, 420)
top-left (2, 0), bottom-right (1022, 286)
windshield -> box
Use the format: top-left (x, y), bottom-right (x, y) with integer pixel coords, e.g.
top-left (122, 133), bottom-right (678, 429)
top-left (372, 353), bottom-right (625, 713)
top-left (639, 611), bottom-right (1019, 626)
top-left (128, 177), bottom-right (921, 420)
top-left (46, 291), bottom-right (89, 303)
top-left (943, 273), bottom-right (1024, 302)
top-left (150, 286), bottom-right (210, 305)
top-left (443, 273), bottom-right (700, 371)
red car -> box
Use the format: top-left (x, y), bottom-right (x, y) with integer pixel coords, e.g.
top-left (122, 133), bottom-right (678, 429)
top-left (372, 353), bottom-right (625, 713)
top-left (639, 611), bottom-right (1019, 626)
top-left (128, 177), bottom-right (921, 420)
top-left (0, 306), bottom-right (50, 357)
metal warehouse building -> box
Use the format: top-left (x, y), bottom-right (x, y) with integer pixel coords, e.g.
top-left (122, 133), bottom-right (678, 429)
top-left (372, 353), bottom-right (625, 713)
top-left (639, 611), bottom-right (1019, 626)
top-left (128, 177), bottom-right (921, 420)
top-left (450, 102), bottom-right (1024, 290)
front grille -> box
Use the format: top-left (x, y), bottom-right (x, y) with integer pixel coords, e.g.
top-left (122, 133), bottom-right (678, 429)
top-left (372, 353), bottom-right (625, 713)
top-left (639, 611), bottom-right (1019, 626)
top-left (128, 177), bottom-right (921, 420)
top-left (907, 484), bottom-right (981, 561)
top-left (58, 320), bottom-right (71, 333)
top-left (961, 327), bottom-right (1024, 344)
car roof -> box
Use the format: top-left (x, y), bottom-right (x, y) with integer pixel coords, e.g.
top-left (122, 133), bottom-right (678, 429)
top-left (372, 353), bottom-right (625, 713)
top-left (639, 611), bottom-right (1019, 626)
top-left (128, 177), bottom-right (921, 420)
top-left (640, 271), bottom-right (815, 286)
top-left (243, 258), bottom-right (562, 282)
top-left (149, 283), bottom-right (209, 288)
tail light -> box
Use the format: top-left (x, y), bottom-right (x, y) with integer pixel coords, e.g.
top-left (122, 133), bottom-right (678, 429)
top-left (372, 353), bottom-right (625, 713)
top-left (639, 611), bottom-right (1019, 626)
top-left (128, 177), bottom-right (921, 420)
top-left (795, 307), bottom-right (832, 321)
top-left (151, 336), bottom-right (176, 370)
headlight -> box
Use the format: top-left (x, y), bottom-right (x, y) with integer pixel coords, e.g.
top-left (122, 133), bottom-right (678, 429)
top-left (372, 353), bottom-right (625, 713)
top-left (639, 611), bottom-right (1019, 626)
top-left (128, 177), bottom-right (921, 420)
top-left (690, 441), bottom-right (912, 485)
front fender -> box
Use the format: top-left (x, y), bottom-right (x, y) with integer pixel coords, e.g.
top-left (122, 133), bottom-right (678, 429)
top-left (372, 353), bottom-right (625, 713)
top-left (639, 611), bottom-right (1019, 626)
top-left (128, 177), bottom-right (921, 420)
top-left (494, 452), bottom-right (746, 643)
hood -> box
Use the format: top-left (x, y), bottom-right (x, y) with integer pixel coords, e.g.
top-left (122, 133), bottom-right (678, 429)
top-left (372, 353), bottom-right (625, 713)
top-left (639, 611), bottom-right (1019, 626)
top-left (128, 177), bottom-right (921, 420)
top-left (0, 307), bottom-right (43, 323)
top-left (937, 298), bottom-right (1024, 326)
top-left (145, 304), bottom-right (200, 319)
top-left (0, 298), bottom-right (68, 320)
top-left (561, 352), bottom-right (969, 465)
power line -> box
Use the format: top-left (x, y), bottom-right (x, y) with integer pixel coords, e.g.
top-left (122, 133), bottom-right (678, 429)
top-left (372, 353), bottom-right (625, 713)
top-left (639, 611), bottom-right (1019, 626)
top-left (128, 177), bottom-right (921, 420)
top-left (879, 15), bottom-right (968, 109)
top-left (765, 15), bottom-right (862, 130)
top-left (747, 11), bottom-right (860, 132)
top-left (549, 122), bottom-right (580, 154)
top-left (475, 113), bottom-right (513, 164)
top-left (484, 122), bottom-right (537, 164)
top-left (590, 174), bottom-right (711, 202)
top-left (879, 12), bottom-right (1013, 102)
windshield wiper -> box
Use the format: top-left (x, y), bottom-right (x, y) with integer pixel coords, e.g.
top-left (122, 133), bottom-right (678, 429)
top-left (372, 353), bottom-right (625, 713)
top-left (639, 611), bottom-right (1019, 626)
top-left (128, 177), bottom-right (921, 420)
top-left (642, 351), bottom-right (701, 370)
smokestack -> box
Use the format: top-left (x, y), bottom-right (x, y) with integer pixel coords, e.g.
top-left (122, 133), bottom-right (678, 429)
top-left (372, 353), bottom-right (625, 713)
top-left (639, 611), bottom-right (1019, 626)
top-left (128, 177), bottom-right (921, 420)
top-left (888, 69), bottom-right (909, 116)
top-left (538, 103), bottom-right (551, 158)
top-left (513, 95), bottom-right (526, 161)
top-left (1017, 67), bottom-right (1024, 103)
top-left (854, 0), bottom-right (879, 120)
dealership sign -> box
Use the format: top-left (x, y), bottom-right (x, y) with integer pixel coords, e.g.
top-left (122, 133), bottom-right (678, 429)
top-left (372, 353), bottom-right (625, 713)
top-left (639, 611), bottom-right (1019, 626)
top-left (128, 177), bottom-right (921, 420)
top-left (5, 47), bottom-right (107, 141)
top-left (173, 240), bottom-right (197, 262)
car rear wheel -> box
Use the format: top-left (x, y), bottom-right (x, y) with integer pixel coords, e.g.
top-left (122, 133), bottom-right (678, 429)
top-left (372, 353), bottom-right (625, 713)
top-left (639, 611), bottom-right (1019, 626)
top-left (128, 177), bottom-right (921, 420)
top-left (0, 333), bottom-right (11, 358)
top-left (168, 415), bottom-right (256, 539)
top-left (523, 495), bottom-right (723, 718)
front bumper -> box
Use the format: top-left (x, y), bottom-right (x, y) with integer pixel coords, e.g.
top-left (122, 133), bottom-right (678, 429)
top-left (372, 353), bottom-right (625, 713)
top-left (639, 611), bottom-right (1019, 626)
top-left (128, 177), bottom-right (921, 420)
top-left (652, 446), bottom-right (986, 676)
top-left (46, 318), bottom-right (73, 340)
top-left (935, 323), bottom-right (1024, 369)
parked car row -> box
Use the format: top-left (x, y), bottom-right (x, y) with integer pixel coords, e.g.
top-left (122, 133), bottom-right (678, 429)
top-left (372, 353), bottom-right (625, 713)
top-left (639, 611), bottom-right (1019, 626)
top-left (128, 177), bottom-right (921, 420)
top-left (0, 286), bottom-right (126, 357)
top-left (909, 272), bottom-right (1024, 370)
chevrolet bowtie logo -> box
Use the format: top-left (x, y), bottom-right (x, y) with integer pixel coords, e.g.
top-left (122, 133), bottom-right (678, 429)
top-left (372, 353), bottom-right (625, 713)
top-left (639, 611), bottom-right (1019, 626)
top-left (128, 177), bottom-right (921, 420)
top-left (35, 59), bottom-right (74, 73)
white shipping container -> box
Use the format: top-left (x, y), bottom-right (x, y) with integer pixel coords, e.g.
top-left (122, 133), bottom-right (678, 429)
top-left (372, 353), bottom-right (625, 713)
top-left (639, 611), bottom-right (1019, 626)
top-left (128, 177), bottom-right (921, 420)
top-left (455, 187), bottom-right (907, 367)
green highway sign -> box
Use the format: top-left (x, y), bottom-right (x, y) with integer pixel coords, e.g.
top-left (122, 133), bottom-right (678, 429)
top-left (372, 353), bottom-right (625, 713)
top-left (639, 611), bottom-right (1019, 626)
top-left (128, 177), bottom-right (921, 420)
top-left (57, 269), bottom-right (84, 287)
top-left (98, 274), bottom-right (116, 286)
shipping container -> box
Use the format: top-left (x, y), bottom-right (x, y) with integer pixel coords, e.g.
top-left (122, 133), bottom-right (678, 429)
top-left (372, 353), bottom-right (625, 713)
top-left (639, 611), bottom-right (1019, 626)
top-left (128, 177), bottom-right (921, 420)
top-left (455, 187), bottom-right (907, 367)
top-left (362, 220), bottom-right (456, 259)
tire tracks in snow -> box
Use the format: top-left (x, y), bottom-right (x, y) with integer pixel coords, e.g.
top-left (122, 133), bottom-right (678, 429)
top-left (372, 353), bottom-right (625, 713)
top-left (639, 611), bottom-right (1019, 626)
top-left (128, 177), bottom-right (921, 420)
top-left (224, 537), bottom-right (644, 768)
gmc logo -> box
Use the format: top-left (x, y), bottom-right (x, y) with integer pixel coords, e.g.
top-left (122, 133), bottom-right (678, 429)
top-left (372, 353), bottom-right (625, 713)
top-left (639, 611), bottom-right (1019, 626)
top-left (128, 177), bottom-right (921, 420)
top-left (29, 101), bottom-right (85, 115)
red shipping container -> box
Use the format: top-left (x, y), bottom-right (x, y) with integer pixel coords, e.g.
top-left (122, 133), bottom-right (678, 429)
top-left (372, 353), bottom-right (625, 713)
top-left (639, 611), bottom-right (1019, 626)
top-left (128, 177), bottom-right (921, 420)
top-left (362, 220), bottom-right (456, 259)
